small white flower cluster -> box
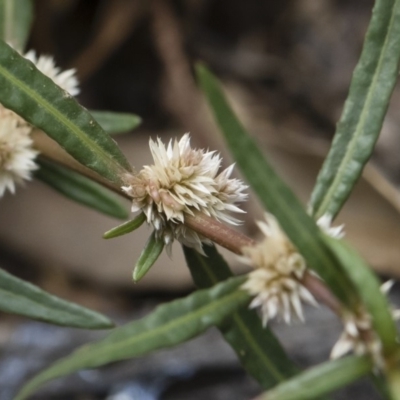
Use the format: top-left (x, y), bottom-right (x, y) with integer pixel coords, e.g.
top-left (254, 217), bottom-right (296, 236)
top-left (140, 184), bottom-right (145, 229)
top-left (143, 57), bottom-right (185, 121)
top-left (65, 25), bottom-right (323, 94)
top-left (331, 280), bottom-right (400, 368)
top-left (123, 133), bottom-right (248, 254)
top-left (24, 51), bottom-right (80, 96)
top-left (330, 308), bottom-right (385, 368)
top-left (0, 50), bottom-right (79, 197)
top-left (316, 214), bottom-right (345, 239)
top-left (0, 117), bottom-right (37, 196)
top-left (241, 213), bottom-right (317, 326)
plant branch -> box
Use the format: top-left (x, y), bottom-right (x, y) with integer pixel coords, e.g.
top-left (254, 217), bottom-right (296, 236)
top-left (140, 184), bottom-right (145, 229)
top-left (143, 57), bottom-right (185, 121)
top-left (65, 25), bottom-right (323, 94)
top-left (33, 131), bottom-right (342, 315)
top-left (32, 130), bottom-right (123, 194)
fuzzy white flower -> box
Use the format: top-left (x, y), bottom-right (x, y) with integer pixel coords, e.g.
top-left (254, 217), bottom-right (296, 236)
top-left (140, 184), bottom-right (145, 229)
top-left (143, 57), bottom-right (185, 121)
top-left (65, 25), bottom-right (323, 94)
top-left (122, 133), bottom-right (247, 253)
top-left (241, 213), bottom-right (318, 326)
top-left (0, 116), bottom-right (38, 196)
top-left (24, 50), bottom-right (80, 96)
top-left (317, 214), bottom-right (345, 239)
top-left (331, 280), bottom-right (400, 368)
top-left (330, 308), bottom-right (376, 360)
top-left (0, 49), bottom-right (79, 197)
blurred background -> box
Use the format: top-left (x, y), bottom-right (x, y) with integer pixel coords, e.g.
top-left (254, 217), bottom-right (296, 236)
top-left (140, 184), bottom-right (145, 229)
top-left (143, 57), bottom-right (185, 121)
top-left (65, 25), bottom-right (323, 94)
top-left (1, 0), bottom-right (400, 398)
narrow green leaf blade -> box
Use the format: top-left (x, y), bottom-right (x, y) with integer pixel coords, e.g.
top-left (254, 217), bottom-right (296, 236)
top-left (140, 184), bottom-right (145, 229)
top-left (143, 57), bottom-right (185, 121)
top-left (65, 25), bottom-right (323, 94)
top-left (183, 245), bottom-right (299, 389)
top-left (323, 236), bottom-right (398, 354)
top-left (133, 232), bottom-right (164, 282)
top-left (90, 110), bottom-right (142, 135)
top-left (196, 64), bottom-right (357, 308)
top-left (310, 0), bottom-right (400, 219)
top-left (0, 268), bottom-right (113, 329)
top-left (387, 367), bottom-right (400, 400)
top-left (256, 355), bottom-right (373, 400)
top-left (0, 41), bottom-right (131, 184)
top-left (103, 213), bottom-right (146, 239)
top-left (15, 277), bottom-right (249, 400)
top-left (36, 159), bottom-right (129, 219)
top-left (0, 0), bottom-right (33, 50)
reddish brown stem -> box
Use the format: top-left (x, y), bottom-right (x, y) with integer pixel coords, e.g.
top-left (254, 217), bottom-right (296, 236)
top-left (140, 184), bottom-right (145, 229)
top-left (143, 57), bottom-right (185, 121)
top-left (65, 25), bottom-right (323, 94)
top-left (184, 213), bottom-right (256, 254)
top-left (32, 130), bottom-right (126, 195)
top-left (33, 133), bottom-right (343, 316)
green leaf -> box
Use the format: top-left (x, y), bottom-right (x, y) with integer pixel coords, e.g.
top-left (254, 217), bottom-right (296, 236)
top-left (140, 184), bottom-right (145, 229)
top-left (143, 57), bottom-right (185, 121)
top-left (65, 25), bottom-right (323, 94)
top-left (309, 0), bottom-right (400, 219)
top-left (0, 40), bottom-right (131, 184)
top-left (36, 159), bottom-right (129, 219)
top-left (15, 277), bottom-right (249, 400)
top-left (0, 0), bottom-right (33, 51)
top-left (256, 355), bottom-right (373, 400)
top-left (387, 367), bottom-right (400, 400)
top-left (133, 231), bottom-right (164, 282)
top-left (323, 236), bottom-right (398, 354)
top-left (0, 268), bottom-right (113, 329)
top-left (90, 110), bottom-right (142, 135)
top-left (196, 64), bottom-right (357, 308)
top-left (183, 245), bottom-right (299, 389)
top-left (103, 213), bottom-right (146, 239)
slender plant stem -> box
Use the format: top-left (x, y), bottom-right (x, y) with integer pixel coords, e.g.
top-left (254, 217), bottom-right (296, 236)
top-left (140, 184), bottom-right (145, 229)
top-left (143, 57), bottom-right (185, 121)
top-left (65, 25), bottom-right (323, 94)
top-left (32, 130), bottom-right (124, 194)
top-left (34, 133), bottom-right (343, 315)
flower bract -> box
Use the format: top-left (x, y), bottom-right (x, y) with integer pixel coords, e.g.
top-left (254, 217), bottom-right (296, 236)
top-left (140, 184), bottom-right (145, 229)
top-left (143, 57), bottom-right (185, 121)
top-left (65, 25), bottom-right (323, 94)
top-left (0, 116), bottom-right (38, 196)
top-left (122, 133), bottom-right (247, 253)
top-left (241, 213), bottom-right (317, 325)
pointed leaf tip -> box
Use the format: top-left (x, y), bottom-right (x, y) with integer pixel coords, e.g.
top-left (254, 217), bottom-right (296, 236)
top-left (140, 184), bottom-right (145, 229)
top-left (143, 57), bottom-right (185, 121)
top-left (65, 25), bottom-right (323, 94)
top-left (103, 213), bottom-right (146, 239)
top-left (133, 232), bottom-right (164, 281)
top-left (0, 268), bottom-right (114, 329)
top-left (90, 110), bottom-right (142, 135)
top-left (0, 41), bottom-right (131, 184)
top-left (15, 277), bottom-right (247, 400)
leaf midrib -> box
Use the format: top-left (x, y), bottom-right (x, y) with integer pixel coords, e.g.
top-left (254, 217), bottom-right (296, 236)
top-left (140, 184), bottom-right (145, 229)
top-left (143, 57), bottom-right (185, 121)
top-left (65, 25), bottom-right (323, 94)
top-left (242, 144), bottom-right (353, 303)
top-left (17, 283), bottom-right (246, 399)
top-left (42, 287), bottom-right (244, 372)
top-left (315, 0), bottom-right (398, 217)
top-left (0, 62), bottom-right (126, 179)
top-left (194, 253), bottom-right (287, 382)
top-left (0, 288), bottom-right (93, 322)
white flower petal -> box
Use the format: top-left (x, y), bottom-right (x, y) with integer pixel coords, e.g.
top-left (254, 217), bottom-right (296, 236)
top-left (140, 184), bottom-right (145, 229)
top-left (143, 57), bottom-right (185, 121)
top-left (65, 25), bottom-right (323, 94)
top-left (24, 50), bottom-right (80, 96)
top-left (123, 134), bottom-right (247, 253)
top-left (0, 116), bottom-right (38, 197)
top-left (240, 213), bottom-right (317, 325)
top-left (316, 213), bottom-right (345, 239)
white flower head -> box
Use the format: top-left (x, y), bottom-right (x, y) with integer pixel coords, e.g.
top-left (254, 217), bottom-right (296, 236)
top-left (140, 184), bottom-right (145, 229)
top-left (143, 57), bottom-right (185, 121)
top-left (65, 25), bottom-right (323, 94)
top-left (317, 214), bottom-right (345, 239)
top-left (122, 134), bottom-right (248, 254)
top-left (24, 50), bottom-right (80, 96)
top-left (331, 280), bottom-right (400, 368)
top-left (0, 116), bottom-right (38, 196)
top-left (241, 213), bottom-right (317, 326)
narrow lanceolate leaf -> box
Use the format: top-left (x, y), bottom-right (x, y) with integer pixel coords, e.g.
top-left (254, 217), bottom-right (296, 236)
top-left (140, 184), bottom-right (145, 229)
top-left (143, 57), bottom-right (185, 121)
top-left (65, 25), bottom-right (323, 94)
top-left (133, 231), bottom-right (164, 282)
top-left (183, 245), bottom-right (299, 389)
top-left (387, 368), bottom-right (400, 400)
top-left (197, 64), bottom-right (357, 308)
top-left (309, 0), bottom-right (400, 219)
top-left (323, 236), bottom-right (398, 354)
top-left (90, 110), bottom-right (142, 135)
top-left (15, 277), bottom-right (249, 400)
top-left (0, 0), bottom-right (33, 50)
top-left (103, 213), bottom-right (146, 239)
top-left (0, 268), bottom-right (113, 329)
top-left (255, 355), bottom-right (373, 400)
top-left (0, 41), bottom-right (131, 184)
top-left (36, 159), bottom-right (129, 219)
